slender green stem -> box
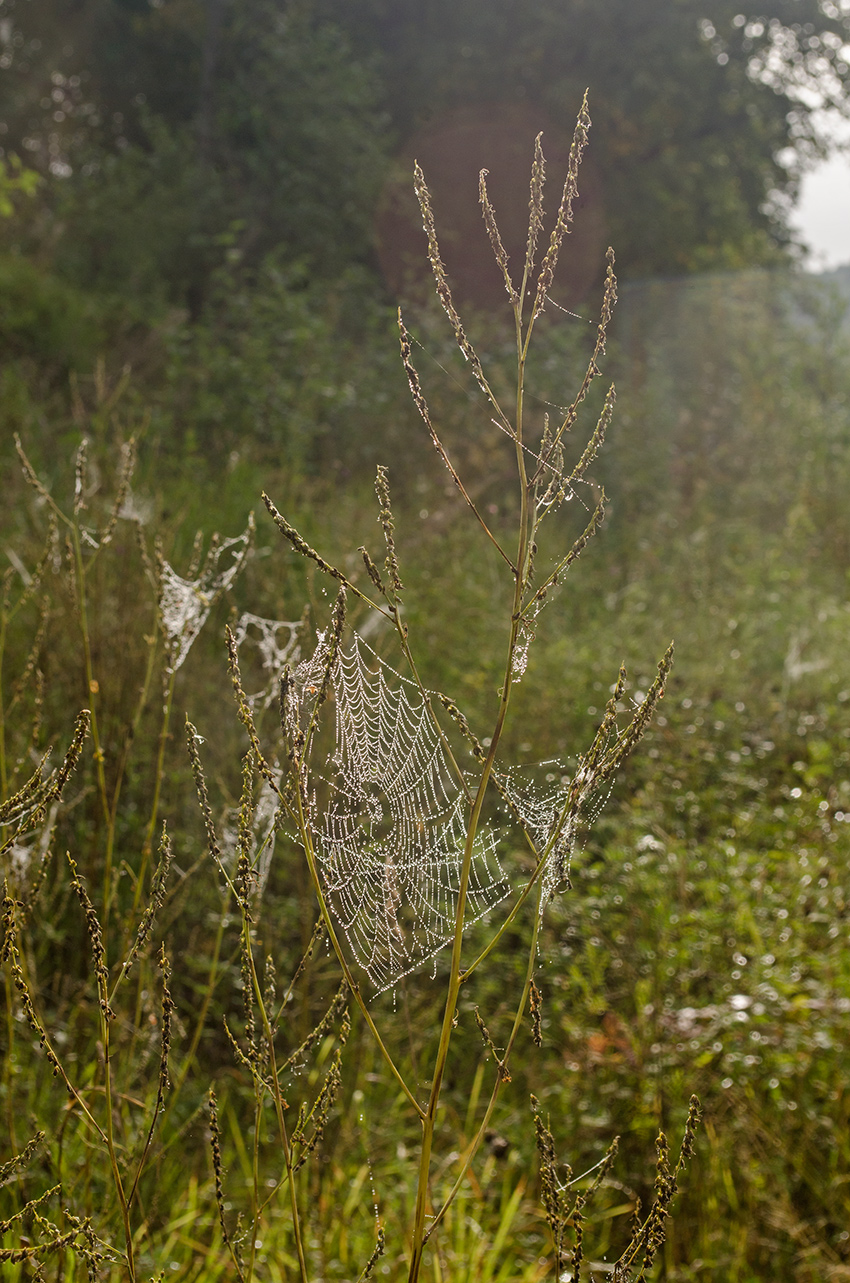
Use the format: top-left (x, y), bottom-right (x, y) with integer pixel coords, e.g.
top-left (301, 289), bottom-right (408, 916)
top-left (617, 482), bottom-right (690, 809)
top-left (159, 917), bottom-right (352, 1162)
top-left (159, 890), bottom-right (230, 1137)
top-left (101, 1039), bottom-right (136, 1282)
top-left (133, 667), bottom-right (177, 917)
top-left (292, 769), bottom-right (424, 1119)
top-left (247, 1085), bottom-right (263, 1283)
top-left (287, 754), bottom-right (423, 1118)
top-left (70, 525), bottom-right (115, 929)
top-left (0, 611), bottom-right (8, 800)
top-left (425, 883), bottom-right (545, 1242)
top-left (91, 938), bottom-right (136, 1282)
top-left (106, 619), bottom-right (161, 898)
top-left (245, 919), bottom-right (309, 1283)
top-left (2, 968), bottom-right (17, 1152)
top-left (461, 854), bottom-right (546, 983)
top-left (407, 297), bottom-right (534, 1283)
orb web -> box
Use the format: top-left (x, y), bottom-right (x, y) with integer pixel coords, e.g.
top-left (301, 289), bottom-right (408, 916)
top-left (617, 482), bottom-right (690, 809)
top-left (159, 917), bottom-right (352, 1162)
top-left (302, 633), bottom-right (510, 994)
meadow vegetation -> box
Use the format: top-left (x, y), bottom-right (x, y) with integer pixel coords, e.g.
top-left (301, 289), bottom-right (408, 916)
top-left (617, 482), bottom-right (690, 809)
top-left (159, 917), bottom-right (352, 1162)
top-left (1, 106), bottom-right (850, 1283)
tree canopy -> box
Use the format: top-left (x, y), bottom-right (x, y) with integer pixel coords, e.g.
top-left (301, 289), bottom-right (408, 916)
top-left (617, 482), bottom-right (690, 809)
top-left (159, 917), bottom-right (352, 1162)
top-left (1, 0), bottom-right (849, 305)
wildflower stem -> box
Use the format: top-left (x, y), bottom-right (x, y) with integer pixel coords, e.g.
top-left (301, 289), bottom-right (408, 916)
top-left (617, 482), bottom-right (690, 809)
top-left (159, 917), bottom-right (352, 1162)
top-left (244, 918), bottom-right (310, 1283)
top-left (425, 881), bottom-right (545, 1241)
top-left (407, 238), bottom-right (536, 1283)
top-left (133, 666), bottom-right (177, 916)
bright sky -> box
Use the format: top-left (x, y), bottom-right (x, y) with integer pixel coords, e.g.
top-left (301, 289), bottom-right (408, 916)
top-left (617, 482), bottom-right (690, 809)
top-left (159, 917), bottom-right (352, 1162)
top-left (792, 151), bottom-right (850, 270)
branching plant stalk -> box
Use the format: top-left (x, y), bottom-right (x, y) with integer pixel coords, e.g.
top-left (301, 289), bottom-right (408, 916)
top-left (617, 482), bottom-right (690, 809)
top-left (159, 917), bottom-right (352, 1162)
top-left (407, 288), bottom-right (536, 1283)
top-left (133, 666), bottom-right (177, 916)
top-left (158, 887), bottom-right (231, 1137)
top-left (0, 609), bottom-right (8, 801)
top-left (69, 526), bottom-right (111, 885)
top-left (228, 108), bottom-right (677, 1279)
top-left (427, 879), bottom-right (545, 1244)
top-left (85, 902), bottom-right (137, 1280)
top-left (107, 613), bottom-right (161, 882)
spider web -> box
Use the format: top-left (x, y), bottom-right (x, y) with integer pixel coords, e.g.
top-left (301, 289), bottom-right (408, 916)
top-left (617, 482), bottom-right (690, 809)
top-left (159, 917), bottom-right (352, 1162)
top-left (159, 521), bottom-right (252, 673)
top-left (297, 634), bottom-right (510, 994)
top-left (233, 612), bottom-right (301, 709)
top-left (503, 758), bottom-right (617, 907)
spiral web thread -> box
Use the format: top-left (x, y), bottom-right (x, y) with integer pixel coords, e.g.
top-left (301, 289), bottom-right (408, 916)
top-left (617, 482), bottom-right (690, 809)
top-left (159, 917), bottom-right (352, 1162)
top-left (298, 634), bottom-right (510, 994)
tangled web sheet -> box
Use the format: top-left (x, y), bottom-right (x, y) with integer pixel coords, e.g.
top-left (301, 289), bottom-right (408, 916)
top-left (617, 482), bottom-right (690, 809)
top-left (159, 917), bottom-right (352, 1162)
top-left (299, 634), bottom-right (510, 994)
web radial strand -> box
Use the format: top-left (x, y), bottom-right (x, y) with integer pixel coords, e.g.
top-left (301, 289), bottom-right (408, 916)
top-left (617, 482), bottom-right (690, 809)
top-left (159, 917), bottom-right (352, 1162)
top-left (309, 634), bottom-right (509, 994)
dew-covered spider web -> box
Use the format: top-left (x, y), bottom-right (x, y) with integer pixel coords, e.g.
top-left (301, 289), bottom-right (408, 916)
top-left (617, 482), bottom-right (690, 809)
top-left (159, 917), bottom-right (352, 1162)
top-left (233, 612), bottom-right (301, 709)
top-left (159, 519), bottom-right (253, 672)
top-left (503, 756), bottom-right (617, 907)
top-left (295, 633), bottom-right (510, 994)
top-left (220, 771), bottom-right (281, 899)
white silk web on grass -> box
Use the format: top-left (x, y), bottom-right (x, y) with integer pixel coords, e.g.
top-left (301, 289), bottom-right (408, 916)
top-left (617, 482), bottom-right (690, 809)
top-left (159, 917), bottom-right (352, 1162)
top-left (220, 772), bottom-right (281, 900)
top-left (159, 519), bottom-right (253, 673)
top-left (503, 757), bottom-right (617, 906)
top-left (296, 633), bottom-right (510, 994)
top-left (233, 612), bottom-right (301, 709)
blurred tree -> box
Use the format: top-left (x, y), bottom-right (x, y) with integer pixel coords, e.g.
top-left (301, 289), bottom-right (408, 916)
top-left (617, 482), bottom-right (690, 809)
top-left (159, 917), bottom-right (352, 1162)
top-left (3, 0), bottom-right (848, 298)
top-left (314, 0), bottom-right (850, 275)
top-left (0, 0), bottom-right (389, 311)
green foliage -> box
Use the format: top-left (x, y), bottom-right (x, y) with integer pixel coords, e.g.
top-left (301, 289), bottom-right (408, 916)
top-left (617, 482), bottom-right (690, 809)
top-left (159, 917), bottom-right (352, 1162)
top-left (0, 61), bottom-right (849, 1277)
top-left (0, 252), bottom-right (104, 371)
top-left (0, 154), bottom-right (39, 218)
top-left (0, 265), bottom-right (849, 1274)
top-left (0, 1), bottom-right (390, 314)
top-left (317, 0), bottom-right (850, 273)
top-left (49, 116), bottom-right (228, 312)
top-left (3, 0), bottom-right (850, 333)
top-left (154, 259), bottom-right (402, 472)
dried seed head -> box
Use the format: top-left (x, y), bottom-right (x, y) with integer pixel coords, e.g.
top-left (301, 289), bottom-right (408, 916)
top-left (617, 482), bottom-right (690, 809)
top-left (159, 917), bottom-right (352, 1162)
top-left (73, 438), bottom-right (89, 516)
top-left (208, 1088), bottom-right (230, 1245)
top-left (524, 132), bottom-right (546, 289)
top-left (479, 168), bottom-right (518, 305)
top-left (533, 92), bottom-right (591, 319)
top-left (413, 163), bottom-right (496, 403)
top-left (437, 693), bottom-right (486, 762)
top-left (15, 435), bottom-right (54, 509)
top-left (357, 1226), bottom-right (386, 1283)
top-left (122, 824), bottom-right (173, 976)
top-left (226, 625), bottom-right (278, 789)
top-left (99, 437), bottom-right (137, 547)
top-left (68, 855), bottom-right (115, 1022)
top-left (263, 493), bottom-right (346, 582)
top-left (360, 547), bottom-right (385, 594)
top-left (157, 944), bottom-right (173, 1094)
top-left (529, 978), bottom-right (543, 1047)
top-left (186, 718), bottom-right (224, 871)
top-left (375, 465), bottom-right (403, 593)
